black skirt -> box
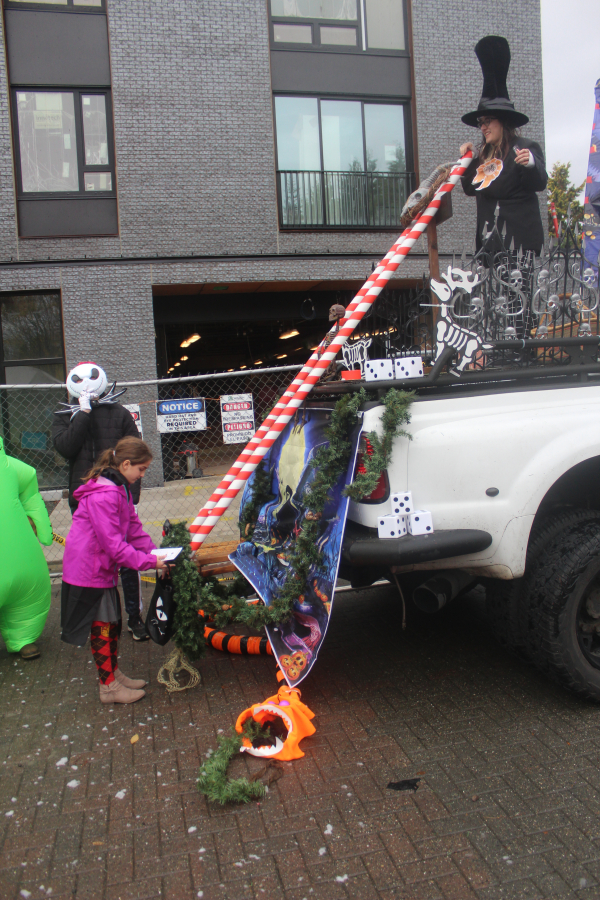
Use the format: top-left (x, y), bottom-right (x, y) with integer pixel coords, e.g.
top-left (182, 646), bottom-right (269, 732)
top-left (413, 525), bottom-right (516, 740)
top-left (61, 582), bottom-right (122, 647)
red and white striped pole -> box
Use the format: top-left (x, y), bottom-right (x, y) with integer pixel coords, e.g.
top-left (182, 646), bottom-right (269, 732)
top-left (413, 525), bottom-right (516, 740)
top-left (189, 228), bottom-right (412, 522)
top-left (189, 153), bottom-right (472, 550)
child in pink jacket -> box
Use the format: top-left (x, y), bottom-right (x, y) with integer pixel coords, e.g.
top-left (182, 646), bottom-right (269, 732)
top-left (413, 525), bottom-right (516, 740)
top-left (61, 437), bottom-right (166, 705)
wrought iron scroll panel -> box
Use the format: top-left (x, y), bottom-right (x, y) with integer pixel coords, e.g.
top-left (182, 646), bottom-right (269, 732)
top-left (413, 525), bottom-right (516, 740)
top-left (348, 222), bottom-right (600, 375)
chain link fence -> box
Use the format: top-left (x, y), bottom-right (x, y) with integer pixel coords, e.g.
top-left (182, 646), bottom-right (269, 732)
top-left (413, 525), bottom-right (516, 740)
top-left (1, 365), bottom-right (301, 573)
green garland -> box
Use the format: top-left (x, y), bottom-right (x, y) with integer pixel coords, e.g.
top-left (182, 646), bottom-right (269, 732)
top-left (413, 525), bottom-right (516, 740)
top-left (197, 720), bottom-right (269, 805)
top-left (196, 389), bottom-right (366, 631)
top-left (163, 387), bottom-right (414, 647)
top-left (160, 521), bottom-right (207, 660)
top-left (344, 388), bottom-right (414, 501)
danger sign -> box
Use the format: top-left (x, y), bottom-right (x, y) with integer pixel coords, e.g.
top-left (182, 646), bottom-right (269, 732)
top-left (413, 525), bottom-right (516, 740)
top-left (220, 393), bottom-right (255, 444)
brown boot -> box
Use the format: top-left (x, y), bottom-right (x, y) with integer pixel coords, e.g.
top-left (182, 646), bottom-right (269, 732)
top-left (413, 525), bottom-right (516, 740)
top-left (20, 643), bottom-right (40, 660)
top-left (114, 668), bottom-right (147, 690)
top-left (99, 678), bottom-right (145, 705)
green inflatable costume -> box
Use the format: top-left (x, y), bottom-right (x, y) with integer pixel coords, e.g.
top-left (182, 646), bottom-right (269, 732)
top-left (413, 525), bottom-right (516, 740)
top-left (0, 437), bottom-right (52, 652)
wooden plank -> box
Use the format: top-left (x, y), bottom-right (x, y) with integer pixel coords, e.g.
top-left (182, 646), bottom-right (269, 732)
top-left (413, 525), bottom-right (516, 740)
top-left (194, 539), bottom-right (240, 567)
top-left (198, 561), bottom-right (238, 577)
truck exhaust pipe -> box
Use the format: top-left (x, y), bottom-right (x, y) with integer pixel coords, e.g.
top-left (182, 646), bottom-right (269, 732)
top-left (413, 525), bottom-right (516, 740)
top-left (412, 571), bottom-right (474, 614)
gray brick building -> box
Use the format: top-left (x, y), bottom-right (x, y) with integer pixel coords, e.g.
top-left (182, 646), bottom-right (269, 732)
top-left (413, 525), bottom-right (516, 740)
top-left (0, 0), bottom-right (545, 483)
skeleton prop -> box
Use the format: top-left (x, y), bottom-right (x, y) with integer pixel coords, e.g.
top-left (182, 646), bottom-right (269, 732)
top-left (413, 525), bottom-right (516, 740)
top-left (430, 267), bottom-right (493, 376)
top-left (56, 362), bottom-right (127, 418)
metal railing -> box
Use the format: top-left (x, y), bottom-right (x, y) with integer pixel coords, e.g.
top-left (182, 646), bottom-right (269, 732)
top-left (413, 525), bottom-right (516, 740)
top-left (277, 169), bottom-right (415, 229)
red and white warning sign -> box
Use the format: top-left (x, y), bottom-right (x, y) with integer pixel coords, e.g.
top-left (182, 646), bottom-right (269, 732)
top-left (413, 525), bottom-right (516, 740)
top-left (124, 403), bottom-right (143, 438)
top-left (220, 393), bottom-right (255, 444)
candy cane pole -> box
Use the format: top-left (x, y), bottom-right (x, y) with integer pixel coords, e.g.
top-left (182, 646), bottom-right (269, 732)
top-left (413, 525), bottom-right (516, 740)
top-left (190, 153), bottom-right (472, 550)
top-left (191, 227), bottom-right (412, 522)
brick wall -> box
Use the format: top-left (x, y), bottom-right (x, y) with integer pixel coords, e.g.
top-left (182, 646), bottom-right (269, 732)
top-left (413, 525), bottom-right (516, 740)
top-left (0, 0), bottom-right (546, 390)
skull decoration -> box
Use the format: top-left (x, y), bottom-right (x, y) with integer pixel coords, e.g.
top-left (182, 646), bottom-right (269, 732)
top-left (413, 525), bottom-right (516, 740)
top-left (509, 269), bottom-right (523, 291)
top-left (66, 362), bottom-right (108, 399)
top-left (328, 303), bottom-right (346, 323)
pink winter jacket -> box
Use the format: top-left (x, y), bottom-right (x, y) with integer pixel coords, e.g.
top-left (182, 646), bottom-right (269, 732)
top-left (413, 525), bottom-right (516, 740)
top-left (63, 476), bottom-right (156, 588)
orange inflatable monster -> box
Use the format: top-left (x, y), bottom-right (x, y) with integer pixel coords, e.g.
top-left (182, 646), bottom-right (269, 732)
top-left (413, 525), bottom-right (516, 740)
top-left (235, 684), bottom-right (316, 761)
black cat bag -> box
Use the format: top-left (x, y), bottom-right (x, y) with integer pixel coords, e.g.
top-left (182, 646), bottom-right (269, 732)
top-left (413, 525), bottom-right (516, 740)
top-left (145, 572), bottom-right (176, 645)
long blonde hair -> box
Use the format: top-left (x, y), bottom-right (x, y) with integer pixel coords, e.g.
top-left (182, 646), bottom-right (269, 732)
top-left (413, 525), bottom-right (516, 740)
top-left (83, 436), bottom-right (152, 482)
top-left (479, 122), bottom-right (520, 161)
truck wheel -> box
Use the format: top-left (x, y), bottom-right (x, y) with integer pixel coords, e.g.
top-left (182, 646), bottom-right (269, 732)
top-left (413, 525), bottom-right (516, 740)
top-left (486, 509), bottom-right (600, 657)
top-left (526, 519), bottom-right (600, 701)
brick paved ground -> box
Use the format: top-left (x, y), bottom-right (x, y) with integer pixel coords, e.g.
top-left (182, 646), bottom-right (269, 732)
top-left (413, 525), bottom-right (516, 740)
top-left (2, 582), bottom-right (600, 900)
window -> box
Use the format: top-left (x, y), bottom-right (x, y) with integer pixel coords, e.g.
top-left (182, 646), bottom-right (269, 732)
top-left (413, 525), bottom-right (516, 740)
top-left (0, 292), bottom-right (66, 488)
top-left (5, 1), bottom-right (103, 9)
top-left (0, 292), bottom-right (65, 384)
top-left (13, 89), bottom-right (115, 196)
top-left (274, 95), bottom-right (412, 228)
top-left (275, 96), bottom-right (407, 173)
top-left (270, 0), bottom-right (405, 52)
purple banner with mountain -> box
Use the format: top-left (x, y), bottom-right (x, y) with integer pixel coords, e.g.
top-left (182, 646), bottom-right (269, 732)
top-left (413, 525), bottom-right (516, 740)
top-left (230, 407), bottom-right (362, 687)
top-left (583, 78), bottom-right (600, 282)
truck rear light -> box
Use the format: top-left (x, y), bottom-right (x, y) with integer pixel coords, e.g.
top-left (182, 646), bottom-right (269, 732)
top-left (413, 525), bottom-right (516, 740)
top-left (353, 436), bottom-right (389, 503)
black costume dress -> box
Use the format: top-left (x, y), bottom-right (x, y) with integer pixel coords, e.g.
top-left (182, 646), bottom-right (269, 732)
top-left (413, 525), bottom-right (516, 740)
top-left (52, 402), bottom-right (141, 510)
top-left (461, 137), bottom-right (547, 254)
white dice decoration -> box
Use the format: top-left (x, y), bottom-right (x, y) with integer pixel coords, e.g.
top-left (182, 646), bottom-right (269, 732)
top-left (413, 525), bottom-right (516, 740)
top-left (391, 491), bottom-right (413, 515)
top-left (364, 359), bottom-right (395, 382)
top-left (377, 514), bottom-right (407, 539)
top-left (408, 510), bottom-right (434, 535)
top-left (394, 356), bottom-right (424, 379)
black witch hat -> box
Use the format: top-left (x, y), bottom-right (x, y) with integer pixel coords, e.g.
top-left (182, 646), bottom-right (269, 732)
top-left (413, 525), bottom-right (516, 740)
top-left (462, 35), bottom-right (529, 128)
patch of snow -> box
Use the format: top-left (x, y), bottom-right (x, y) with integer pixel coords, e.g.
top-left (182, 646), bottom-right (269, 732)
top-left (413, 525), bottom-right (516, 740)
top-left (115, 790), bottom-right (126, 800)
top-left (66, 780), bottom-right (80, 789)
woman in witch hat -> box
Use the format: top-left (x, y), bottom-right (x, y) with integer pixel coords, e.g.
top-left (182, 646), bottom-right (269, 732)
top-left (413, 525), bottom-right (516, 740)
top-left (459, 35), bottom-right (547, 255)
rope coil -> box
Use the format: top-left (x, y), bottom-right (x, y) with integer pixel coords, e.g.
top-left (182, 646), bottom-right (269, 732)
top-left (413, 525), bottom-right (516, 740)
top-left (157, 647), bottom-right (202, 692)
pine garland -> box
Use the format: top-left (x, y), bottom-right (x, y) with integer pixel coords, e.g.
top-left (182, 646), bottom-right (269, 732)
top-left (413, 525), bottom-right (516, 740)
top-left (344, 389), bottom-right (414, 501)
top-left (162, 388), bottom-right (414, 648)
top-left (160, 521), bottom-right (207, 660)
top-left (196, 389), bottom-right (366, 631)
top-left (197, 720), bottom-right (269, 805)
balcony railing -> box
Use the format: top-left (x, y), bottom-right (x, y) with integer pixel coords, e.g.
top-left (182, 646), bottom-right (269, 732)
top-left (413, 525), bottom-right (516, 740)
top-left (277, 169), bottom-right (415, 229)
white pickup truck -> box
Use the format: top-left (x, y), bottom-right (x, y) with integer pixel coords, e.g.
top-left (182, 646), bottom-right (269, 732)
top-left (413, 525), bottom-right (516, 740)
top-left (319, 230), bottom-right (600, 700)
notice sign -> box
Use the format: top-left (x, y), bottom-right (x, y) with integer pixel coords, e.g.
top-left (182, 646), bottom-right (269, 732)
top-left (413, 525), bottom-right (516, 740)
top-left (156, 398), bottom-right (207, 433)
top-left (124, 404), bottom-right (143, 438)
top-left (220, 393), bottom-right (255, 444)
